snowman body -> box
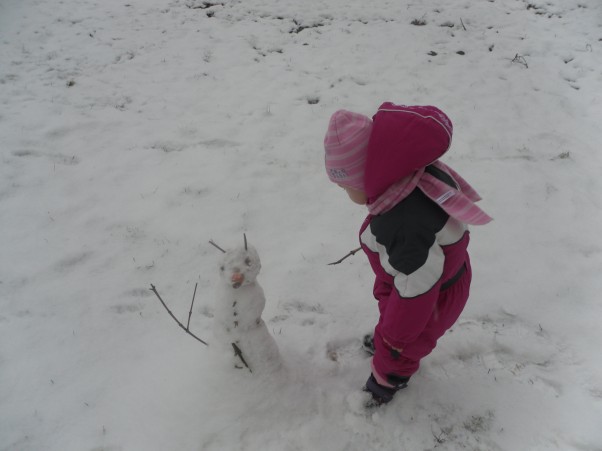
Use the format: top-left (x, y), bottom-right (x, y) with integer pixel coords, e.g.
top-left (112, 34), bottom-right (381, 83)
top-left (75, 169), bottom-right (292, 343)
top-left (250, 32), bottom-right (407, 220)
top-left (212, 243), bottom-right (281, 374)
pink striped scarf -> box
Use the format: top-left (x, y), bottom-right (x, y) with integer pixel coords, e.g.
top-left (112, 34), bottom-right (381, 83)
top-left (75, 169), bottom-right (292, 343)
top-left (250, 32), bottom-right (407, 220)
top-left (367, 161), bottom-right (492, 225)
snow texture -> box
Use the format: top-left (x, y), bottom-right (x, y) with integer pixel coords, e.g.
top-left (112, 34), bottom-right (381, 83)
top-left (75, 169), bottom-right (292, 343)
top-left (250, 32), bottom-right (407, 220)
top-left (1, 0), bottom-right (602, 449)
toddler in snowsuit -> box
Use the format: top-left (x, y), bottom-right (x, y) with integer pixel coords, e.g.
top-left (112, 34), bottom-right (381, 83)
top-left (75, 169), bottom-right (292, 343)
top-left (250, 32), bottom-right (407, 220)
top-left (324, 102), bottom-right (492, 405)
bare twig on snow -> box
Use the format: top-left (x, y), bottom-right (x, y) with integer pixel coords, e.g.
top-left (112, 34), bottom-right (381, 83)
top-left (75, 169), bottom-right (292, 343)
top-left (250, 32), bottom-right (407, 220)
top-left (511, 53), bottom-right (529, 68)
top-left (209, 239), bottom-right (227, 253)
top-left (149, 284), bottom-right (209, 346)
top-left (328, 247), bottom-right (362, 265)
top-left (186, 282), bottom-right (198, 330)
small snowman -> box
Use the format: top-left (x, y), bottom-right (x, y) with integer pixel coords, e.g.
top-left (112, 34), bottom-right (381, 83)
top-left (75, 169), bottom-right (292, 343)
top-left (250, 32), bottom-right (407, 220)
top-left (211, 235), bottom-right (281, 374)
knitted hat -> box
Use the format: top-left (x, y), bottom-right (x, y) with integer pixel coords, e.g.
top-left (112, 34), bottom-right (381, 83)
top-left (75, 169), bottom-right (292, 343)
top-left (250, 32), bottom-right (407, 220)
top-left (324, 110), bottom-right (373, 191)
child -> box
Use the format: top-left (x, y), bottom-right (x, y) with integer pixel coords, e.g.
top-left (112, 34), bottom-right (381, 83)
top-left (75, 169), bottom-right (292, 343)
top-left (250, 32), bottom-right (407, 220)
top-left (324, 102), bottom-right (492, 406)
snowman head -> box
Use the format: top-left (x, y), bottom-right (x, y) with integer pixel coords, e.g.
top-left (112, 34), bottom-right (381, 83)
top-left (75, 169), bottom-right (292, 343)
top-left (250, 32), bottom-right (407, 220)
top-left (214, 235), bottom-right (262, 289)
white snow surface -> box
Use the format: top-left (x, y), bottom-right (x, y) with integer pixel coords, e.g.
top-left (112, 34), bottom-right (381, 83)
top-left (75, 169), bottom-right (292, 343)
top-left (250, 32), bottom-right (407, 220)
top-left (1, 0), bottom-right (602, 449)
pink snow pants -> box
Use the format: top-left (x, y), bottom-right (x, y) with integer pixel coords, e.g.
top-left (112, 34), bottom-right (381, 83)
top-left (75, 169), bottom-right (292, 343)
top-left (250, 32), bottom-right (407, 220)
top-left (373, 256), bottom-right (472, 378)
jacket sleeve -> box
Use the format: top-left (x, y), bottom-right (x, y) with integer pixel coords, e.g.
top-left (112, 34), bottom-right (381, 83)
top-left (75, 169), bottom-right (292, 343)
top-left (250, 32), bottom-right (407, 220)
top-left (380, 271), bottom-right (442, 350)
top-left (373, 276), bottom-right (392, 300)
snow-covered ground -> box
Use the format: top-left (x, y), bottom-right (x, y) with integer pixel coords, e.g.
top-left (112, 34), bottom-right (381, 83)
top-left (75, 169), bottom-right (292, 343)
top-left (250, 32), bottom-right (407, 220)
top-left (1, 0), bottom-right (602, 449)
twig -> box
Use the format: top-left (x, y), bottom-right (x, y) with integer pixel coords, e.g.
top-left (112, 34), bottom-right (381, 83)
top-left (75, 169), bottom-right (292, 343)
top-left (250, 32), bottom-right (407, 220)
top-left (149, 284), bottom-right (209, 346)
top-left (232, 342), bottom-right (252, 372)
top-left (186, 283), bottom-right (198, 330)
top-left (209, 239), bottom-right (226, 253)
top-left (511, 53), bottom-right (529, 68)
top-left (460, 18), bottom-right (467, 31)
top-left (244, 233), bottom-right (247, 251)
top-left (328, 247), bottom-right (362, 265)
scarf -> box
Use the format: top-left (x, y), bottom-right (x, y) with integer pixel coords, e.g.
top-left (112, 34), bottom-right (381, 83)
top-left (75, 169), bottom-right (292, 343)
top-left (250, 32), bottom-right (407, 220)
top-left (367, 160), bottom-right (492, 225)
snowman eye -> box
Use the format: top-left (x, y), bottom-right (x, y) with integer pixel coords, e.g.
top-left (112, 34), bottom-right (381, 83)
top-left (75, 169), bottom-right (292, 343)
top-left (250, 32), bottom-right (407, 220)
top-left (244, 258), bottom-right (251, 266)
top-left (220, 266), bottom-right (225, 272)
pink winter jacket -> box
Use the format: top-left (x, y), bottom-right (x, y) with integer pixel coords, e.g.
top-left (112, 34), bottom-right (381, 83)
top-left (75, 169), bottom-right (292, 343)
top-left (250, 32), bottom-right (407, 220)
top-left (359, 103), bottom-right (470, 380)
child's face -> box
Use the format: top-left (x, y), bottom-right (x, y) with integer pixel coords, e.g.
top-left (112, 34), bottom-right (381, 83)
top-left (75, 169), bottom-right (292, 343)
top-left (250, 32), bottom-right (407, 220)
top-left (338, 184), bottom-right (367, 205)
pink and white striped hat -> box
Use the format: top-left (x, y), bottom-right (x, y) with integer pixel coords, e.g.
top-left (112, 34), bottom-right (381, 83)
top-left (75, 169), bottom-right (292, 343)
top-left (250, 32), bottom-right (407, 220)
top-left (324, 110), bottom-right (373, 191)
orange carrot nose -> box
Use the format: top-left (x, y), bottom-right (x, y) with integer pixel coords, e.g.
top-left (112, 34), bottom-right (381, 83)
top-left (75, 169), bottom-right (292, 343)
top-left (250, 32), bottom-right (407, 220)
top-left (231, 272), bottom-right (244, 286)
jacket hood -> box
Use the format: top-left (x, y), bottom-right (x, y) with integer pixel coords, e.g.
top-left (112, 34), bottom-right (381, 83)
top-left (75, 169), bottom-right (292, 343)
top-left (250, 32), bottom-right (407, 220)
top-left (364, 102), bottom-right (453, 202)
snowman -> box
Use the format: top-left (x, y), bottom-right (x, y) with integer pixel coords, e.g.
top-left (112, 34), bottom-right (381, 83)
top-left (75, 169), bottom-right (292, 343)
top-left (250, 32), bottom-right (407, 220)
top-left (211, 236), bottom-right (281, 374)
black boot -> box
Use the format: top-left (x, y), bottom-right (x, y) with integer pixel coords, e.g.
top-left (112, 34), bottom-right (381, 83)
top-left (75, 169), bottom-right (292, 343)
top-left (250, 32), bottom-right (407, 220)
top-left (363, 373), bottom-right (410, 406)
